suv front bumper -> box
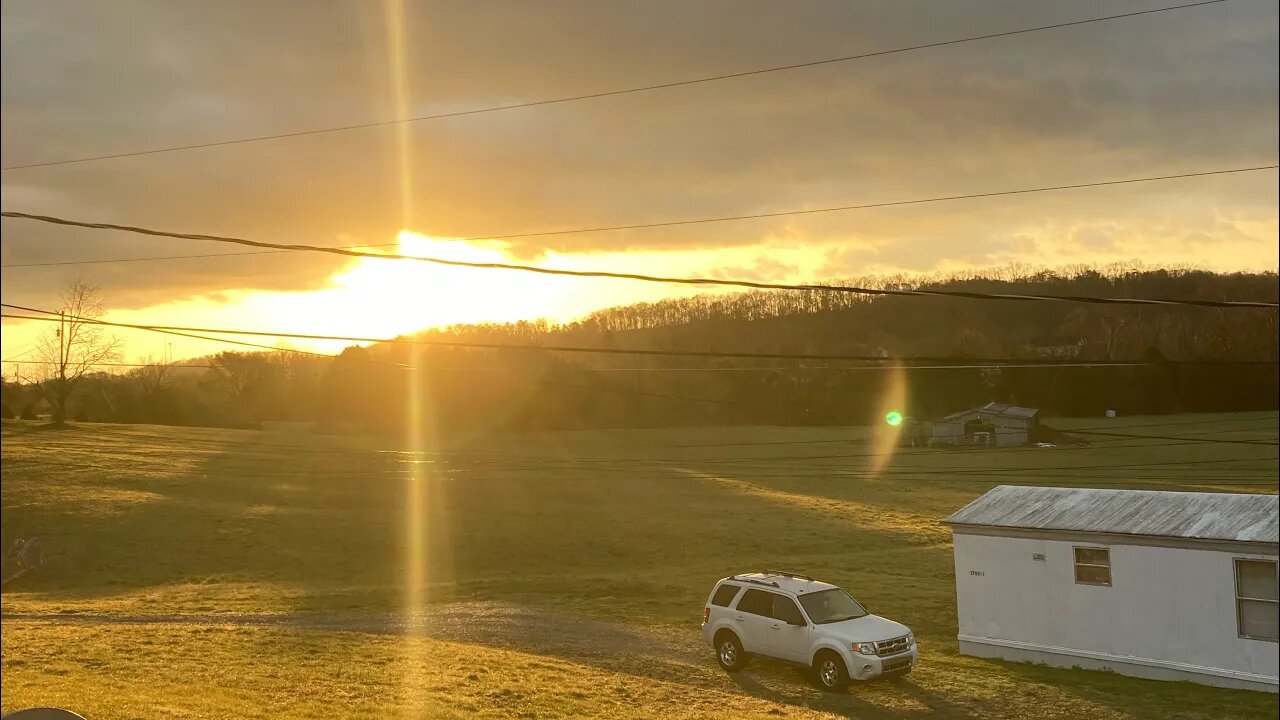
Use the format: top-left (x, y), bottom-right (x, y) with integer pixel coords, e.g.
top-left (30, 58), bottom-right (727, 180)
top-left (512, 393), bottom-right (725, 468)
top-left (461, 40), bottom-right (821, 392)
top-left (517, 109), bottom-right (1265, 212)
top-left (847, 646), bottom-right (918, 680)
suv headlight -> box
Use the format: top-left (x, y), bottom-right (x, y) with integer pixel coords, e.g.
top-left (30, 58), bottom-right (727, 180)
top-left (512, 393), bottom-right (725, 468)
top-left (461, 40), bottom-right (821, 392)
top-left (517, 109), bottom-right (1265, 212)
top-left (853, 642), bottom-right (877, 655)
top-left (907, 633), bottom-right (915, 646)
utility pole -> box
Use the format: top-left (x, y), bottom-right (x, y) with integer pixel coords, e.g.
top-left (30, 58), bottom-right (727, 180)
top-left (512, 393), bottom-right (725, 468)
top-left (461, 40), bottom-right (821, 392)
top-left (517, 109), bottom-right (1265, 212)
top-left (56, 309), bottom-right (67, 425)
top-left (58, 310), bottom-right (67, 385)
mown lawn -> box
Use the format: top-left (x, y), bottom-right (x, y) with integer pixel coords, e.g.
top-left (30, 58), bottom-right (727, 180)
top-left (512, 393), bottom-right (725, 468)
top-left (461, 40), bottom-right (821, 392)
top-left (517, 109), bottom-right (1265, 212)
top-left (2, 413), bottom-right (1276, 718)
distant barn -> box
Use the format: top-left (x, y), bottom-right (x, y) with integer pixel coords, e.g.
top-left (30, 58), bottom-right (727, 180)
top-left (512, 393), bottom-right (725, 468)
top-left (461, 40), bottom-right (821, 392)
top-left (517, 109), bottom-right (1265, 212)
top-left (931, 402), bottom-right (1039, 447)
top-left (944, 486), bottom-right (1279, 692)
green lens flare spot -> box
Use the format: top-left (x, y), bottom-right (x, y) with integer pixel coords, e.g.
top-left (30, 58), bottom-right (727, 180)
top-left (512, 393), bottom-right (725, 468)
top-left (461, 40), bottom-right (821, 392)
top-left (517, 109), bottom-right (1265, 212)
top-left (885, 411), bottom-right (904, 427)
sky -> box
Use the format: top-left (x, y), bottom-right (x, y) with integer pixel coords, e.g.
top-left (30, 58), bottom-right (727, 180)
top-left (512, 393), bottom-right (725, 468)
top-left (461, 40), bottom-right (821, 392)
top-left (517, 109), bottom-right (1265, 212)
top-left (1, 0), bottom-right (1277, 365)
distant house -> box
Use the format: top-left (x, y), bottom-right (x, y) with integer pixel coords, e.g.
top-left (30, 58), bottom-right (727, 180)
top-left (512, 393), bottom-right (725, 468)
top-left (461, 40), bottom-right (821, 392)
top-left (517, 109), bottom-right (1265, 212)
top-left (931, 402), bottom-right (1039, 447)
top-left (944, 486), bottom-right (1279, 692)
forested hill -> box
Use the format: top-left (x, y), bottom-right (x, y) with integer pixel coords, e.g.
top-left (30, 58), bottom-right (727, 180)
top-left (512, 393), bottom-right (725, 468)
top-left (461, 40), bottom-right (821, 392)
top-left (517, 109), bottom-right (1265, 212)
top-left (6, 266), bottom-right (1277, 434)
top-left (413, 265), bottom-right (1279, 362)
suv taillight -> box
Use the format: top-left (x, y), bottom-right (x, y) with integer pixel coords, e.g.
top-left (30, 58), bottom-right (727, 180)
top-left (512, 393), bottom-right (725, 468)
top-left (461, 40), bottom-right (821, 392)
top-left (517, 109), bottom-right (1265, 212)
top-left (703, 607), bottom-right (710, 624)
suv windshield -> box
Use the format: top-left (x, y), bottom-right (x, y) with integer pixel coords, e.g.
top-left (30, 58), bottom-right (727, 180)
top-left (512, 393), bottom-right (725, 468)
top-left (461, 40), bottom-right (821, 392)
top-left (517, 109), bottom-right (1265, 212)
top-left (798, 588), bottom-right (869, 624)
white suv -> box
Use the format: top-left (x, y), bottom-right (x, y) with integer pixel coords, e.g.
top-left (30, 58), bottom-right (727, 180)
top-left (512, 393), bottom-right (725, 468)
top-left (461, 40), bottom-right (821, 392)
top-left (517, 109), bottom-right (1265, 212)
top-left (701, 570), bottom-right (918, 691)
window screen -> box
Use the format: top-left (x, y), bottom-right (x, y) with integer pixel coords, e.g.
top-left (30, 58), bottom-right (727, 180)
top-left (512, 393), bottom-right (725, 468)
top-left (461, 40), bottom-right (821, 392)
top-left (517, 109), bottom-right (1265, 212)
top-left (711, 583), bottom-right (742, 608)
top-left (736, 589), bottom-right (774, 616)
top-left (1073, 546), bottom-right (1111, 586)
top-left (1235, 559), bottom-right (1278, 642)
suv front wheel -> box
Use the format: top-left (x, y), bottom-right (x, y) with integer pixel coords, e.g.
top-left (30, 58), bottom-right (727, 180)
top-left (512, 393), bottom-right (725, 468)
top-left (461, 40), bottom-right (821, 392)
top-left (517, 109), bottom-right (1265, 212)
top-left (813, 650), bottom-right (849, 692)
top-left (715, 632), bottom-right (748, 672)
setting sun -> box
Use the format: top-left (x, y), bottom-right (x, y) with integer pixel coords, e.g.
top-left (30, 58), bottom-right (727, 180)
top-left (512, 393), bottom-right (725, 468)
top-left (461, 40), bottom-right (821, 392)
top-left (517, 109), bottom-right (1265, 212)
top-left (325, 230), bottom-right (571, 331)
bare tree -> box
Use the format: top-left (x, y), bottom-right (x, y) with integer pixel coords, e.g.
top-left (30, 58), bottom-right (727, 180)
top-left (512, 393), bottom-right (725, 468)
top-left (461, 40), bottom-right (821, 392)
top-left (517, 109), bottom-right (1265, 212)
top-left (132, 354), bottom-right (173, 405)
top-left (33, 280), bottom-right (122, 426)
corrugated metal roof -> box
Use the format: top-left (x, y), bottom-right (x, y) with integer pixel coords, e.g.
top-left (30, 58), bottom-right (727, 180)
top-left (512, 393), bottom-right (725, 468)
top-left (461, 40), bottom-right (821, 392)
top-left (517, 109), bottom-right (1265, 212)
top-left (985, 402), bottom-right (1038, 419)
top-left (944, 485), bottom-right (1279, 543)
top-left (938, 403), bottom-right (1039, 423)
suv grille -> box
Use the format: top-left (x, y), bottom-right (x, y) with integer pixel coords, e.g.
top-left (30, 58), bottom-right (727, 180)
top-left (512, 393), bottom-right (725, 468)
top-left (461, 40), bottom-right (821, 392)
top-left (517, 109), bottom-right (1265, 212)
top-left (875, 636), bottom-right (910, 657)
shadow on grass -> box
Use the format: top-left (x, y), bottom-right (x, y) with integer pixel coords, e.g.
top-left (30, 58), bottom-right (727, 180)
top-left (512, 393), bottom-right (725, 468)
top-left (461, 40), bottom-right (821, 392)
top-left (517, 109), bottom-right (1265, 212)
top-left (725, 659), bottom-right (978, 720)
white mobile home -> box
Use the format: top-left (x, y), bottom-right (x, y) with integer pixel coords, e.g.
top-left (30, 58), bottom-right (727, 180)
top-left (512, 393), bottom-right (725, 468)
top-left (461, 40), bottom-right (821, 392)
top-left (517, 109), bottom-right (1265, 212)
top-left (944, 485), bottom-right (1279, 692)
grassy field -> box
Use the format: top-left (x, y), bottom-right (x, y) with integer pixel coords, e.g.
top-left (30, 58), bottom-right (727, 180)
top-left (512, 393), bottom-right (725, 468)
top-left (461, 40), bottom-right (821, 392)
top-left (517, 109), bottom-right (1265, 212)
top-left (2, 412), bottom-right (1276, 718)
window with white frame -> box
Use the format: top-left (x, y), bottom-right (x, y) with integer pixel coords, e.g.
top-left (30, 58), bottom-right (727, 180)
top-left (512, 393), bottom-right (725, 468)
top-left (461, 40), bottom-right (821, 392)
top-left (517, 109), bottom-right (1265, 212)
top-left (1073, 546), bottom-right (1111, 586)
top-left (1235, 558), bottom-right (1278, 642)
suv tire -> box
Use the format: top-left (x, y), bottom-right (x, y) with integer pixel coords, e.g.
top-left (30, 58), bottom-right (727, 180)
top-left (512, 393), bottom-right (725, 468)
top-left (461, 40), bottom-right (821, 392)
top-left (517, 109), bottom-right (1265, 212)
top-left (714, 632), bottom-right (748, 672)
top-left (813, 650), bottom-right (849, 692)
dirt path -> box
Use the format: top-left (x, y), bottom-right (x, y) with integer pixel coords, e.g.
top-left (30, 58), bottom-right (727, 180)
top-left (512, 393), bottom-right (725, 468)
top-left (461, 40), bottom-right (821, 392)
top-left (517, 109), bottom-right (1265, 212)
top-left (2, 603), bottom-right (929, 718)
top-left (3, 603), bottom-right (718, 686)
top-left (5, 603), bottom-right (1145, 720)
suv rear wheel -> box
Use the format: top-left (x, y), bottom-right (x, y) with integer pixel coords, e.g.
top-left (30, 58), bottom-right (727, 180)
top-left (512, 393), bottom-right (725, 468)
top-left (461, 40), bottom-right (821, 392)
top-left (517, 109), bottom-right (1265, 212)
top-left (715, 631), bottom-right (748, 672)
top-left (813, 650), bottom-right (849, 692)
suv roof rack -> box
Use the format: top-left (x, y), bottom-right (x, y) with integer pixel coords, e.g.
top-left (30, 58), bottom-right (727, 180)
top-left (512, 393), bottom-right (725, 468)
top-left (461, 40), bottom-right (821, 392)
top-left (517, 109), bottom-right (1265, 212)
top-left (729, 575), bottom-right (780, 588)
top-left (761, 569), bottom-right (814, 581)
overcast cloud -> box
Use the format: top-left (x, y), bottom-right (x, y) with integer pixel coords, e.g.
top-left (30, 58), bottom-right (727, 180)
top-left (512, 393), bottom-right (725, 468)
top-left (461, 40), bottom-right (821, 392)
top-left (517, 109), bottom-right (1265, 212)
top-left (2, 0), bottom-right (1276, 313)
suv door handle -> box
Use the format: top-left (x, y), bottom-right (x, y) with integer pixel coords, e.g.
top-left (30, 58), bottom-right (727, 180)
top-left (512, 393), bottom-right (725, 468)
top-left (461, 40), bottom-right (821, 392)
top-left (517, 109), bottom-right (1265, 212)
top-left (734, 616), bottom-right (744, 622)
top-left (770, 623), bottom-right (781, 629)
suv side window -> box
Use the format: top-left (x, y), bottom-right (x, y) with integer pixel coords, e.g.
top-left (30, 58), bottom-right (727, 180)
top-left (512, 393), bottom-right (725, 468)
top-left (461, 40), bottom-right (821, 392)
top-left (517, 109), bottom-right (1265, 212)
top-left (735, 589), bottom-right (773, 616)
top-left (770, 595), bottom-right (806, 625)
top-left (711, 583), bottom-right (742, 607)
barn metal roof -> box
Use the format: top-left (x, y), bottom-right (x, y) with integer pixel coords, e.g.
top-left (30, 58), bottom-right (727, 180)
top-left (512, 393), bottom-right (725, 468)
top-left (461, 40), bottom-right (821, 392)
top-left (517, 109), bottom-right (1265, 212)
top-left (944, 485), bottom-right (1279, 543)
top-left (984, 402), bottom-right (1039, 419)
top-left (939, 403), bottom-right (1039, 423)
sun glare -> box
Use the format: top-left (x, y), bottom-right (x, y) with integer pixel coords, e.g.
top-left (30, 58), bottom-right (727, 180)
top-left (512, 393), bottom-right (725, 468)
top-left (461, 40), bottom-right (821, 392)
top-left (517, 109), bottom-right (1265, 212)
top-left (328, 230), bottom-right (553, 331)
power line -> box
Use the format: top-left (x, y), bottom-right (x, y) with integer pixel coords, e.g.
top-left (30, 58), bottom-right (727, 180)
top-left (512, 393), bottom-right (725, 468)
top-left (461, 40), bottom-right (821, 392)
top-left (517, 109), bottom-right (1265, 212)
top-left (3, 167), bottom-right (1279, 294)
top-left (346, 436), bottom-right (1277, 465)
top-left (10, 304), bottom-right (1275, 414)
top-left (0, 245), bottom-right (396, 269)
top-left (0, 305), bottom-right (725, 403)
top-left (3, 165), bottom-right (1279, 308)
top-left (0, 0), bottom-right (1231, 173)
top-left (668, 415), bottom-right (1280, 447)
top-left (0, 342), bottom-right (38, 363)
top-left (7, 449), bottom-right (1275, 486)
top-left (5, 306), bottom-right (1277, 366)
top-left (9, 454), bottom-right (1273, 488)
top-left (5, 410), bottom-right (1272, 471)
top-left (134, 323), bottom-right (339, 359)
top-left (414, 442), bottom-right (1279, 470)
top-left (1064, 427), bottom-right (1279, 446)
top-left (2, 303), bottom-right (350, 361)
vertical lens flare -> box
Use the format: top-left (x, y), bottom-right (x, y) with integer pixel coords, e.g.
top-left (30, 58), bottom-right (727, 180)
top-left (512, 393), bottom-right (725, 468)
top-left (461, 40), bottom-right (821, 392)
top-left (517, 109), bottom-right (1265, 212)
top-left (382, 0), bottom-right (430, 712)
top-left (404, 342), bottom-right (428, 616)
top-left (386, 0), bottom-right (415, 229)
top-left (869, 365), bottom-right (908, 475)
top-left (401, 342), bottom-right (432, 713)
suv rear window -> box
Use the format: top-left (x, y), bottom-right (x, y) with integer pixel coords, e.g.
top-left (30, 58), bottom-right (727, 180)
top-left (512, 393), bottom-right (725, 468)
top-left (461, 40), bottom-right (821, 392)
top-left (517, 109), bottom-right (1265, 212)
top-left (736, 589), bottom-right (774, 616)
top-left (711, 583), bottom-right (742, 607)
